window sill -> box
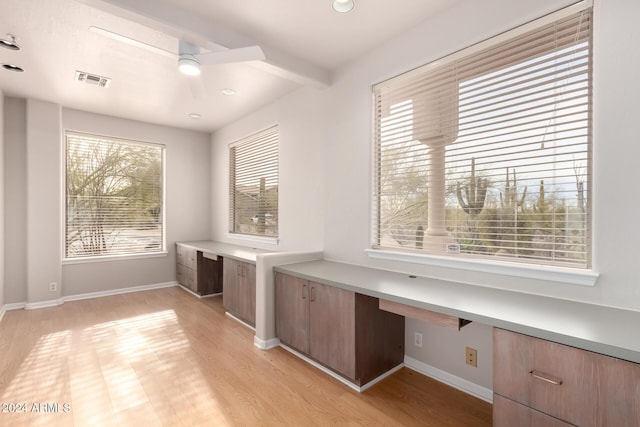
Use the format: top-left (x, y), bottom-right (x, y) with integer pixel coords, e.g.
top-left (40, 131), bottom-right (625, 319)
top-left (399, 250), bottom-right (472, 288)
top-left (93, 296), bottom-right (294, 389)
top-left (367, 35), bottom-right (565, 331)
top-left (364, 249), bottom-right (598, 287)
top-left (62, 251), bottom-right (168, 265)
top-left (226, 233), bottom-right (279, 246)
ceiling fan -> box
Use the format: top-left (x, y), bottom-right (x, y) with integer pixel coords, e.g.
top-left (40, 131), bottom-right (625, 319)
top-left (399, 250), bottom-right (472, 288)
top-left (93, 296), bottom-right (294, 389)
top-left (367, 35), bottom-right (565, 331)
top-left (89, 26), bottom-right (265, 96)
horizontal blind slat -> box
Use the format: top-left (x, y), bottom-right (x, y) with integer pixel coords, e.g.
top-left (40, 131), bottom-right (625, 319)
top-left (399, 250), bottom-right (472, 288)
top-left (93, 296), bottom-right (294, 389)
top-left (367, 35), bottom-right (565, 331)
top-left (372, 6), bottom-right (591, 268)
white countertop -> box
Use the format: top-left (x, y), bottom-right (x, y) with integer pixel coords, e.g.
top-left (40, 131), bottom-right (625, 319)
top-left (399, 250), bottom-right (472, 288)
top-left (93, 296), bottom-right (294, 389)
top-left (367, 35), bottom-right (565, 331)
top-left (177, 240), bottom-right (274, 264)
top-left (274, 259), bottom-right (640, 364)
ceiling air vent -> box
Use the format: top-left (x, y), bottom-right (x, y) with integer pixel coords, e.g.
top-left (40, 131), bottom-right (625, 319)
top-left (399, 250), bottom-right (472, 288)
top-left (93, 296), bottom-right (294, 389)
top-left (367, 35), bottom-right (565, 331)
top-left (75, 71), bottom-right (111, 88)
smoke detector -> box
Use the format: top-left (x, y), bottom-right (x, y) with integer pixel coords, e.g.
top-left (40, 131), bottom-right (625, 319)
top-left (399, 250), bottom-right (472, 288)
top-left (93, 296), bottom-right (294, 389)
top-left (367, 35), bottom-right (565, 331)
top-left (75, 71), bottom-right (111, 88)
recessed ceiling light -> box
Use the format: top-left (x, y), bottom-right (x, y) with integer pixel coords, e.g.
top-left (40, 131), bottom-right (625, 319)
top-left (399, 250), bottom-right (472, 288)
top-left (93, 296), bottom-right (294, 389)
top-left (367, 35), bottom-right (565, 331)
top-left (332, 0), bottom-right (355, 13)
top-left (221, 88), bottom-right (236, 96)
top-left (188, 113), bottom-right (201, 119)
top-left (2, 64), bottom-right (24, 72)
top-left (0, 35), bottom-right (20, 51)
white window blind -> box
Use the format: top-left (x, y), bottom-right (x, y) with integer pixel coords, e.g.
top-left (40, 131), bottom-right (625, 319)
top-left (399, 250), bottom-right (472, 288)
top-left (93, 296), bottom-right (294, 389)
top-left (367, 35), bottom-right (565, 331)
top-left (229, 126), bottom-right (279, 237)
top-left (65, 132), bottom-right (164, 259)
top-left (372, 3), bottom-right (592, 268)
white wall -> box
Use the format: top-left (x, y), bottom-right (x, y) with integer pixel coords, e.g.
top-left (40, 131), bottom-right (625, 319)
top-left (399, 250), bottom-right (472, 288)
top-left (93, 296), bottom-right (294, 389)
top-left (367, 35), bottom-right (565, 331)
top-left (3, 98), bottom-right (27, 304)
top-left (0, 90), bottom-right (4, 310)
top-left (61, 108), bottom-right (212, 297)
top-left (210, 87), bottom-right (326, 252)
top-left (26, 99), bottom-right (62, 304)
top-left (2, 103), bottom-right (211, 303)
top-left (210, 0), bottom-right (640, 392)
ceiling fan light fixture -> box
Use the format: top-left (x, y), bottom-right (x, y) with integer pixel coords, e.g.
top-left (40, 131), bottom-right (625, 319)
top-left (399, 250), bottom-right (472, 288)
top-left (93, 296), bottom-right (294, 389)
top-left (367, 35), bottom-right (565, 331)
top-left (178, 57), bottom-right (201, 76)
top-left (332, 0), bottom-right (355, 13)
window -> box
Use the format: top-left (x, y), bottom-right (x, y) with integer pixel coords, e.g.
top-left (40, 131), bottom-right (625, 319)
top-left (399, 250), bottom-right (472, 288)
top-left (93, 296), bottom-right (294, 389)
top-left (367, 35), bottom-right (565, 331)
top-left (372, 4), bottom-right (592, 268)
top-left (65, 132), bottom-right (165, 259)
top-left (229, 126), bottom-right (279, 238)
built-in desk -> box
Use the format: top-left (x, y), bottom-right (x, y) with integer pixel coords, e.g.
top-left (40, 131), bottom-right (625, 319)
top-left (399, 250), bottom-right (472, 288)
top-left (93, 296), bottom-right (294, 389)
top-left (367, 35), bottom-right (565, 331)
top-left (177, 240), bottom-right (271, 264)
top-left (273, 259), bottom-right (640, 364)
top-left (174, 241), bottom-right (323, 349)
top-left (176, 241), bottom-right (274, 325)
top-left (274, 260), bottom-right (640, 422)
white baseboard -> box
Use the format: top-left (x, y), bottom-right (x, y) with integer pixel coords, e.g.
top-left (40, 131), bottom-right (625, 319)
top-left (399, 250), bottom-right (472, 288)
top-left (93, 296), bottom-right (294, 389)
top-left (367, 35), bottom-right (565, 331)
top-left (224, 312), bottom-right (256, 331)
top-left (1, 302), bottom-right (26, 322)
top-left (64, 281), bottom-right (178, 302)
top-left (404, 355), bottom-right (493, 403)
top-left (278, 343), bottom-right (403, 393)
top-left (254, 336), bottom-right (280, 350)
top-left (3, 302), bottom-right (26, 311)
top-left (360, 363), bottom-right (404, 392)
top-left (279, 344), bottom-right (363, 392)
top-left (176, 285), bottom-right (222, 299)
top-left (25, 299), bottom-right (64, 310)
top-left (0, 282), bottom-right (179, 319)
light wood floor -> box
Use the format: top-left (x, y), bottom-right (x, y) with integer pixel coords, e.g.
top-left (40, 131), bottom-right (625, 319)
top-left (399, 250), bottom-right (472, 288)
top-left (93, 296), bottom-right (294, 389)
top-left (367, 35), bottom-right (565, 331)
top-left (0, 287), bottom-right (492, 426)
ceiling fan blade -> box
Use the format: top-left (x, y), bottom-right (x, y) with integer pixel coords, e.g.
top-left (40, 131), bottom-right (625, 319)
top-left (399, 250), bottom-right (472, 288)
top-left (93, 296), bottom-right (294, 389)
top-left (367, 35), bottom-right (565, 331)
top-left (89, 26), bottom-right (177, 60)
top-left (197, 45), bottom-right (265, 66)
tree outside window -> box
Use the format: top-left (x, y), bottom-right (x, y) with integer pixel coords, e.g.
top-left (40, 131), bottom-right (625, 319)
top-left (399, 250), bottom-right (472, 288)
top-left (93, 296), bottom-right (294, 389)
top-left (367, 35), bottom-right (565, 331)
top-left (65, 132), bottom-right (164, 259)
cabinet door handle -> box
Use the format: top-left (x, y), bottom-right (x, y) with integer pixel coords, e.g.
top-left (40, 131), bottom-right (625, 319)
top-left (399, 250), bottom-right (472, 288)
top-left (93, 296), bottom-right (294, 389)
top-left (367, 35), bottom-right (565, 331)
top-left (310, 286), bottom-right (316, 302)
top-left (529, 370), bottom-right (563, 385)
top-left (302, 284), bottom-right (308, 299)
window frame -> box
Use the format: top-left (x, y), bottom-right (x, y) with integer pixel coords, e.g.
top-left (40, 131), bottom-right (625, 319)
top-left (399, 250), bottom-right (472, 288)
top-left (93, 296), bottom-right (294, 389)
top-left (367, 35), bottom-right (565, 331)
top-left (63, 130), bottom-right (166, 262)
top-left (228, 125), bottom-right (279, 242)
top-left (369, 1), bottom-right (597, 285)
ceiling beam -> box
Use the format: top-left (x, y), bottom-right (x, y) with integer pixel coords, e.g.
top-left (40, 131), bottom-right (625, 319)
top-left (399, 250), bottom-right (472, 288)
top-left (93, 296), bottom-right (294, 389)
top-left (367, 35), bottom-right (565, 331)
top-left (76, 0), bottom-right (331, 88)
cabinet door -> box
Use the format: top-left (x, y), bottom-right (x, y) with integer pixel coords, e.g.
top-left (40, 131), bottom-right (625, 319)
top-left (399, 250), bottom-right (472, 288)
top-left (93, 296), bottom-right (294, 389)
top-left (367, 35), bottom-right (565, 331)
top-left (274, 272), bottom-right (309, 353)
top-left (223, 258), bottom-right (256, 326)
top-left (309, 282), bottom-right (356, 380)
top-left (242, 262), bottom-right (256, 326)
top-left (223, 258), bottom-right (241, 317)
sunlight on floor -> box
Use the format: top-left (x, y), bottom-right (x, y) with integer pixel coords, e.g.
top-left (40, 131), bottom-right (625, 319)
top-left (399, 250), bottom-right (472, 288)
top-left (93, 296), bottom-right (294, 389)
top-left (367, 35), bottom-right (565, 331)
top-left (0, 309), bottom-right (233, 426)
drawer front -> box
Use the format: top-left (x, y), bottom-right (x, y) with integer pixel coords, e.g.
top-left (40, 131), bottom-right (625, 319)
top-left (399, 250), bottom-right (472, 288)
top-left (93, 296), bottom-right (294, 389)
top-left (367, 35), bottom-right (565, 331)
top-left (493, 394), bottom-right (574, 427)
top-left (494, 328), bottom-right (596, 424)
top-left (379, 298), bottom-right (466, 329)
top-left (494, 328), bottom-right (640, 426)
top-left (176, 245), bottom-right (197, 269)
top-left (177, 264), bottom-right (196, 291)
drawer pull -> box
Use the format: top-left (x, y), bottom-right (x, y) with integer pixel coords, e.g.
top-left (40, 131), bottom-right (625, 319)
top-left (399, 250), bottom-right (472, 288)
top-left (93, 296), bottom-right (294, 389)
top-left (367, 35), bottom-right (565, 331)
top-left (529, 370), bottom-right (563, 385)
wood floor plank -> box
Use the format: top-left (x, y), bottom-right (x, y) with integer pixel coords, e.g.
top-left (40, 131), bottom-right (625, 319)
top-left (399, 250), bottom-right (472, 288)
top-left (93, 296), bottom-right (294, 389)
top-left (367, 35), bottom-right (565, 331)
top-left (0, 287), bottom-right (492, 426)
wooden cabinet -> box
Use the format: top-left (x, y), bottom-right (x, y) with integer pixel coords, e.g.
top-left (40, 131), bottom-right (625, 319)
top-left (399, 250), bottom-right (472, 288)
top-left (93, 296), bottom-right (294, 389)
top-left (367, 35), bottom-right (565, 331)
top-left (275, 272), bottom-right (404, 386)
top-left (176, 244), bottom-right (197, 292)
top-left (493, 394), bottom-right (574, 427)
top-left (309, 281), bottom-right (356, 378)
top-left (274, 272), bottom-right (309, 352)
top-left (223, 257), bottom-right (256, 326)
top-left (176, 244), bottom-right (223, 296)
top-left (493, 328), bottom-right (640, 426)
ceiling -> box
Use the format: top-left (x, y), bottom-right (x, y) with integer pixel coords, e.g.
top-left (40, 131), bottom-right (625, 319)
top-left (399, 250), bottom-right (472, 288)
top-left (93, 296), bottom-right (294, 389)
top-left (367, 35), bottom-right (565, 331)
top-left (0, 0), bottom-right (461, 132)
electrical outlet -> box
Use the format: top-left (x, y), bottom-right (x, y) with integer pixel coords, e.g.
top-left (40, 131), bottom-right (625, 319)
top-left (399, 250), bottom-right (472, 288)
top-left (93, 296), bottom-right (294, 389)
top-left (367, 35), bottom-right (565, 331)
top-left (466, 346), bottom-right (477, 367)
top-left (414, 332), bottom-right (423, 348)
top-left (49, 282), bottom-right (57, 292)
